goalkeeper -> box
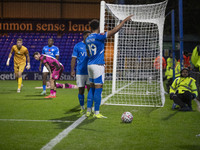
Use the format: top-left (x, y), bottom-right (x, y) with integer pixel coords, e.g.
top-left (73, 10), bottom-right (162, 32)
top-left (6, 38), bottom-right (31, 93)
top-left (169, 68), bottom-right (198, 111)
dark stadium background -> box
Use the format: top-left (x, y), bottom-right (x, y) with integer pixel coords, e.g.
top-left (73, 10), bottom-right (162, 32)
top-left (0, 0), bottom-right (199, 78)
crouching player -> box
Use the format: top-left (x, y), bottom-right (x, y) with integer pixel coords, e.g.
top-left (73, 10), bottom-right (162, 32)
top-left (170, 68), bottom-right (198, 111)
top-left (33, 52), bottom-right (64, 98)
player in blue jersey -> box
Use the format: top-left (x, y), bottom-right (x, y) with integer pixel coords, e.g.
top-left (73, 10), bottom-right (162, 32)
top-left (39, 38), bottom-right (60, 95)
top-left (85, 15), bottom-right (133, 118)
top-left (71, 30), bottom-right (91, 115)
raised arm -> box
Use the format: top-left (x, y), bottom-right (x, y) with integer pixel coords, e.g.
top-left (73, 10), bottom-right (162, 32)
top-left (107, 15), bottom-right (133, 38)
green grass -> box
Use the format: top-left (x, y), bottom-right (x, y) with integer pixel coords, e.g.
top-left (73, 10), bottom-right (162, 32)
top-left (103, 81), bottom-right (162, 106)
top-left (0, 80), bottom-right (200, 150)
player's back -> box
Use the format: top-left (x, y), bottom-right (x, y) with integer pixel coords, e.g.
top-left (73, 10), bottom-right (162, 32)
top-left (72, 41), bottom-right (88, 75)
top-left (42, 45), bottom-right (59, 58)
top-left (40, 54), bottom-right (63, 70)
top-left (86, 33), bottom-right (107, 65)
top-left (12, 45), bottom-right (28, 64)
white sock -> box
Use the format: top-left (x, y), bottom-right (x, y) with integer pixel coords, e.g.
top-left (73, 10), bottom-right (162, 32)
top-left (87, 108), bottom-right (91, 113)
top-left (81, 106), bottom-right (85, 110)
top-left (95, 111), bottom-right (99, 115)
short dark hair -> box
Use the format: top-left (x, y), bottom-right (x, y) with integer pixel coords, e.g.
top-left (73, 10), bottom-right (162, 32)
top-left (33, 52), bottom-right (40, 57)
top-left (83, 30), bottom-right (91, 36)
top-left (180, 68), bottom-right (190, 77)
top-left (89, 19), bottom-right (99, 31)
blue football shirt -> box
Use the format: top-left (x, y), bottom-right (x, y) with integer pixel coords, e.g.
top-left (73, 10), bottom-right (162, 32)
top-left (42, 45), bottom-right (59, 58)
top-left (72, 41), bottom-right (89, 75)
top-left (85, 32), bottom-right (107, 65)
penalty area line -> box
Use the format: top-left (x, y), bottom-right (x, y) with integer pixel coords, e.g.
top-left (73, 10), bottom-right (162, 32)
top-left (0, 119), bottom-right (74, 123)
top-left (40, 115), bottom-right (86, 150)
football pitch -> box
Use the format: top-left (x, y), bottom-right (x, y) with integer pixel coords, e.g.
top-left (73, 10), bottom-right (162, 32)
top-left (0, 80), bottom-right (200, 150)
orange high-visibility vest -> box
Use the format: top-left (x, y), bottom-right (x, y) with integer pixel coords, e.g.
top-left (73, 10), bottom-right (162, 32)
top-left (154, 56), bottom-right (166, 70)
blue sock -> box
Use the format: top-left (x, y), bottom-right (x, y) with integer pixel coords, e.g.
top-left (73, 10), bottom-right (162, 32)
top-left (94, 88), bottom-right (102, 111)
top-left (78, 94), bottom-right (84, 106)
top-left (43, 85), bottom-right (46, 91)
top-left (87, 87), bottom-right (95, 108)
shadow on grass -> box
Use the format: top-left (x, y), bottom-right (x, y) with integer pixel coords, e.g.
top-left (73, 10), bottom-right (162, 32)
top-left (63, 101), bottom-right (90, 114)
top-left (77, 118), bottom-right (99, 132)
top-left (49, 116), bottom-right (97, 132)
top-left (50, 114), bottom-right (80, 129)
top-left (25, 95), bottom-right (44, 97)
top-left (143, 107), bottom-right (160, 117)
top-left (65, 105), bottom-right (81, 114)
top-left (0, 91), bottom-right (13, 94)
top-left (0, 90), bottom-right (17, 94)
top-left (162, 111), bottom-right (179, 120)
top-left (50, 104), bottom-right (96, 130)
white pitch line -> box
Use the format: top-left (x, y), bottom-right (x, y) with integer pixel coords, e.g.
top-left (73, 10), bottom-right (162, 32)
top-left (0, 119), bottom-right (74, 123)
top-left (40, 96), bottom-right (109, 150)
top-left (41, 115), bottom-right (86, 150)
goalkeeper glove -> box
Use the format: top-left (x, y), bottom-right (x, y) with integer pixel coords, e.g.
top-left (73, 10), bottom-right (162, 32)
top-left (6, 58), bottom-right (10, 66)
top-left (26, 63), bottom-right (31, 70)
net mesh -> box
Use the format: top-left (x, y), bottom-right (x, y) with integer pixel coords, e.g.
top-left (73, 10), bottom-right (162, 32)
top-left (101, 0), bottom-right (168, 107)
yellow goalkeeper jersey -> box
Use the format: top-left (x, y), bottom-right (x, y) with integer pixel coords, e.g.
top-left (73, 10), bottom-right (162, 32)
top-left (11, 45), bottom-right (29, 64)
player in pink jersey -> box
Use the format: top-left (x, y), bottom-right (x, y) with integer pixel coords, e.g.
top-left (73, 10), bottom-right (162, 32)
top-left (55, 82), bottom-right (76, 89)
top-left (33, 52), bottom-right (64, 98)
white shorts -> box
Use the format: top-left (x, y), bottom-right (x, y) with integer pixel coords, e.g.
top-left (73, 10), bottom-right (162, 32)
top-left (43, 66), bottom-right (49, 73)
top-left (88, 64), bottom-right (105, 85)
top-left (76, 75), bottom-right (90, 87)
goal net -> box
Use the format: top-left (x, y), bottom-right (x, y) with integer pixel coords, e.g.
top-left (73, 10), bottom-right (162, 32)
top-left (100, 0), bottom-right (168, 107)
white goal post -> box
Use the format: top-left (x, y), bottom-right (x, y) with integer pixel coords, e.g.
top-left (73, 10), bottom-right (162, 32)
top-left (100, 0), bottom-right (168, 107)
